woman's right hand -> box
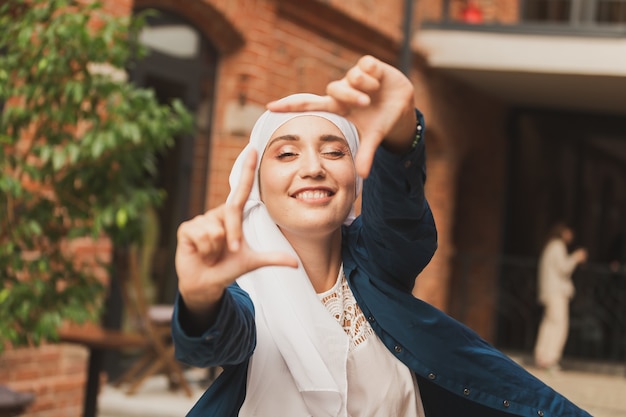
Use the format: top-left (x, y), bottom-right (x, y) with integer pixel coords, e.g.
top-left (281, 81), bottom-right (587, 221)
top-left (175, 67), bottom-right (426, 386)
top-left (175, 149), bottom-right (299, 325)
top-left (266, 55), bottom-right (416, 178)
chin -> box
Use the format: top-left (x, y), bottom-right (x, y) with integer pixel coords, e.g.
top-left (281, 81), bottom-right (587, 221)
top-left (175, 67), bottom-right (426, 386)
top-left (281, 219), bottom-right (344, 238)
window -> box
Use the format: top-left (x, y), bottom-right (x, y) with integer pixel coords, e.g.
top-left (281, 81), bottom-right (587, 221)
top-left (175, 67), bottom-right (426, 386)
top-left (523, 0), bottom-right (626, 24)
top-left (596, 0), bottom-right (626, 23)
top-left (524, 0), bottom-right (572, 22)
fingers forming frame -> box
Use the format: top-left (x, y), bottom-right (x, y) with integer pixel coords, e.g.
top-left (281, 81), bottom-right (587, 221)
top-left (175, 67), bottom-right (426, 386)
top-left (344, 63), bottom-right (381, 95)
top-left (266, 56), bottom-right (386, 113)
top-left (265, 55), bottom-right (408, 178)
top-left (224, 149), bottom-right (258, 251)
top-left (176, 211), bottom-right (227, 265)
top-left (266, 94), bottom-right (339, 113)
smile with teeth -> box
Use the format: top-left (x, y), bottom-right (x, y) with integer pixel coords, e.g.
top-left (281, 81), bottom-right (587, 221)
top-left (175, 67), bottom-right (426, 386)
top-left (293, 190), bottom-right (333, 200)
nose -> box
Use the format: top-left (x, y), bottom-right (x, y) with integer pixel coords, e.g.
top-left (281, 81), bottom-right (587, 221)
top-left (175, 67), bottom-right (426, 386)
top-left (299, 151), bottom-right (325, 179)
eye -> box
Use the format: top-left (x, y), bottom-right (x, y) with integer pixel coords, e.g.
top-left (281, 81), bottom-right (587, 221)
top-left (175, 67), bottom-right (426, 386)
top-left (321, 142), bottom-right (350, 159)
top-left (276, 151), bottom-right (298, 160)
top-left (322, 150), bottom-right (346, 159)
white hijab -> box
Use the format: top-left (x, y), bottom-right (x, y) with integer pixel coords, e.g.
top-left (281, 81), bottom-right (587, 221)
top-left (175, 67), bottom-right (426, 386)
top-left (227, 94), bottom-right (360, 417)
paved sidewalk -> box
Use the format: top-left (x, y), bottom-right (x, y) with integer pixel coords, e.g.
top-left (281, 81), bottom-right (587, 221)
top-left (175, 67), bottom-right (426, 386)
top-left (98, 369), bottom-right (206, 417)
top-left (98, 362), bottom-right (626, 417)
top-left (524, 365), bottom-right (626, 417)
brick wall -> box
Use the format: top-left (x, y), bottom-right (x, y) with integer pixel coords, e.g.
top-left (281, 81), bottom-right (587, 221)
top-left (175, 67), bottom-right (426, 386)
top-left (0, 344), bottom-right (88, 417)
top-left (411, 59), bottom-right (507, 326)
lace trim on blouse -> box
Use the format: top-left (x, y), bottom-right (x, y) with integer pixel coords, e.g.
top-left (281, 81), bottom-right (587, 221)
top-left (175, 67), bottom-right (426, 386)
top-left (318, 267), bottom-right (375, 352)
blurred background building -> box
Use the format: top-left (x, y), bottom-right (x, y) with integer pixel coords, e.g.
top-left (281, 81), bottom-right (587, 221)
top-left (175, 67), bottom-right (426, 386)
top-left (416, 0), bottom-right (626, 361)
top-left (3, 1), bottom-right (625, 416)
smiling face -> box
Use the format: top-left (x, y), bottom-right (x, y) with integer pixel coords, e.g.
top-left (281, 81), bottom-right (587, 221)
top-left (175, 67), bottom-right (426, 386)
top-left (259, 115), bottom-right (357, 241)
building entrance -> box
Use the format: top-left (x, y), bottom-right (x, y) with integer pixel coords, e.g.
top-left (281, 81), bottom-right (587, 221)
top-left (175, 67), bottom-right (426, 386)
top-left (129, 9), bottom-right (217, 304)
top-left (497, 109), bottom-right (626, 361)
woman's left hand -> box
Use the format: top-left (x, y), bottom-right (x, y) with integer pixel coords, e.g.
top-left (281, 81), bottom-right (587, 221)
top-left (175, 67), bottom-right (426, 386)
top-left (267, 55), bottom-right (416, 178)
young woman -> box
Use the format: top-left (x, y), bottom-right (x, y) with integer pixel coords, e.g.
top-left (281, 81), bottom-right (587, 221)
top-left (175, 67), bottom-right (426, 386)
top-left (172, 55), bottom-right (591, 417)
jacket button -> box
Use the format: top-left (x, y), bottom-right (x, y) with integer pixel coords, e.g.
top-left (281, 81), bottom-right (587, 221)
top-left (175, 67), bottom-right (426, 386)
top-left (537, 411), bottom-right (544, 417)
top-left (368, 316), bottom-right (375, 322)
top-left (404, 160), bottom-right (412, 168)
top-left (427, 373), bottom-right (436, 380)
top-left (503, 400), bottom-right (510, 408)
top-left (463, 388), bottom-right (470, 396)
top-left (394, 345), bottom-right (402, 353)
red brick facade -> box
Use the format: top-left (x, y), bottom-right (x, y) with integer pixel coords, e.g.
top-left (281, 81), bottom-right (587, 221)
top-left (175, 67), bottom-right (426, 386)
top-left (0, 345), bottom-right (88, 417)
top-left (3, 1), bottom-right (510, 415)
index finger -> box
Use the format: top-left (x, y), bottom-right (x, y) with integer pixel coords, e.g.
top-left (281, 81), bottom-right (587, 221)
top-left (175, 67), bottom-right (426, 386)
top-left (354, 130), bottom-right (384, 178)
top-left (266, 94), bottom-right (348, 114)
top-left (225, 149), bottom-right (258, 251)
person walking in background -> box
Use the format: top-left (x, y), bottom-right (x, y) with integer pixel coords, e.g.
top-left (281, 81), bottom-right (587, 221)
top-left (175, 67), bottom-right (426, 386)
top-left (534, 222), bottom-right (587, 371)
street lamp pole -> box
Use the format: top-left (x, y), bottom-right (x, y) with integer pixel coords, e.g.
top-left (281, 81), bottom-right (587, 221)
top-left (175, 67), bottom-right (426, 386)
top-left (400, 0), bottom-right (415, 76)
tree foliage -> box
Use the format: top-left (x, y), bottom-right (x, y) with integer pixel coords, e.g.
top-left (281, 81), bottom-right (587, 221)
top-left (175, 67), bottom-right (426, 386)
top-left (0, 0), bottom-right (193, 352)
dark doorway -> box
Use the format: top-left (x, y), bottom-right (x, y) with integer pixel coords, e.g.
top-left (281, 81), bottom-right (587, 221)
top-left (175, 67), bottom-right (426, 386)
top-left (129, 9), bottom-right (218, 304)
top-left (497, 109), bottom-right (626, 361)
top-left (103, 8), bottom-right (218, 381)
top-left (503, 110), bottom-right (626, 263)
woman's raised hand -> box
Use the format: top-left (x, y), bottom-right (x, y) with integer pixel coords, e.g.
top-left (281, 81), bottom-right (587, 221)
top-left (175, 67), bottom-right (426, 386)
top-left (175, 149), bottom-right (298, 322)
top-left (267, 55), bottom-right (417, 178)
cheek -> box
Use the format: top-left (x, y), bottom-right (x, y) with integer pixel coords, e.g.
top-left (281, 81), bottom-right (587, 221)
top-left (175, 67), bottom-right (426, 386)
top-left (258, 162), bottom-right (287, 202)
top-left (338, 164), bottom-right (358, 197)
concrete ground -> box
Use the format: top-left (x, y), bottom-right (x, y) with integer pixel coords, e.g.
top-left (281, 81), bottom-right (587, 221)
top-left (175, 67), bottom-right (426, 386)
top-left (98, 358), bottom-right (626, 417)
top-left (97, 368), bottom-right (206, 417)
top-left (524, 366), bottom-right (626, 417)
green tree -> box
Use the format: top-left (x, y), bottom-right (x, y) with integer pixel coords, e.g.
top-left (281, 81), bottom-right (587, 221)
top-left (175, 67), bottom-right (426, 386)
top-left (0, 0), bottom-right (193, 352)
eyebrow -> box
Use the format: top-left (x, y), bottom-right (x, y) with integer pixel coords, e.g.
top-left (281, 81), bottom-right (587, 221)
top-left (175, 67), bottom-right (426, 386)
top-left (266, 134), bottom-right (347, 148)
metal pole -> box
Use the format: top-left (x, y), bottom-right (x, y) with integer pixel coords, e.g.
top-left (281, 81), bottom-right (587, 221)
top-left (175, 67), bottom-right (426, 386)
top-left (400, 0), bottom-right (415, 75)
top-left (442, 0), bottom-right (450, 23)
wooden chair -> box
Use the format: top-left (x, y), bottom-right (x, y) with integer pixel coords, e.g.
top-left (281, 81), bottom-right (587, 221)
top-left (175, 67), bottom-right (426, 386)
top-left (59, 247), bottom-right (192, 398)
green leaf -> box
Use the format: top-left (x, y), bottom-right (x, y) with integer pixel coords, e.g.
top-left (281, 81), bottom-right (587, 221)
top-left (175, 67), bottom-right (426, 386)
top-left (52, 149), bottom-right (66, 170)
top-left (37, 58), bottom-right (48, 71)
top-left (116, 208), bottom-right (128, 228)
top-left (0, 289), bottom-right (9, 304)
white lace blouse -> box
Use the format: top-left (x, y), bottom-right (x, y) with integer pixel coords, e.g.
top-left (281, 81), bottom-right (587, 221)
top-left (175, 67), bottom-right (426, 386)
top-left (318, 266), bottom-right (426, 417)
